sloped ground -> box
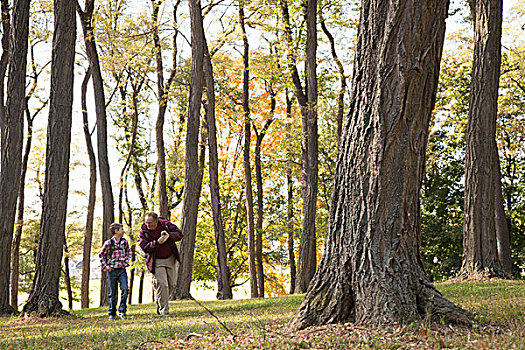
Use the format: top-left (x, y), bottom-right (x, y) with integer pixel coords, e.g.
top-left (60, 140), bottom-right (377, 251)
top-left (1, 280), bottom-right (524, 349)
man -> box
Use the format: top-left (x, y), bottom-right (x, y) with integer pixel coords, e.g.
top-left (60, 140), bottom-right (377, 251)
top-left (139, 211), bottom-right (183, 315)
top-left (99, 223), bottom-right (131, 320)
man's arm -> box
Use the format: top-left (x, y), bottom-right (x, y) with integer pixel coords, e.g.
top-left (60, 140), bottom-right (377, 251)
top-left (166, 221), bottom-right (183, 242)
top-left (139, 229), bottom-right (159, 253)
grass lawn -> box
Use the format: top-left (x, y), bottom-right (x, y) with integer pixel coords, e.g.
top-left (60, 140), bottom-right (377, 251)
top-left (1, 280), bottom-right (524, 349)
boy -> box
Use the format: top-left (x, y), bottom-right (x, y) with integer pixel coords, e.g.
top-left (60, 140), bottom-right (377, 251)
top-left (99, 223), bottom-right (131, 320)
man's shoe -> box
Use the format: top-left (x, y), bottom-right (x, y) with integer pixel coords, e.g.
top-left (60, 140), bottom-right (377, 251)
top-left (108, 315), bottom-right (116, 320)
top-left (118, 313), bottom-right (127, 320)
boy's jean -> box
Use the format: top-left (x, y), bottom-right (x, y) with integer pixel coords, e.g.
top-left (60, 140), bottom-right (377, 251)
top-left (107, 268), bottom-right (128, 316)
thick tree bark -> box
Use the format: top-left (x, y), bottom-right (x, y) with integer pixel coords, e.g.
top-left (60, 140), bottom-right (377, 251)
top-left (0, 0), bottom-right (30, 316)
top-left (80, 69), bottom-right (97, 309)
top-left (76, 0), bottom-right (115, 306)
top-left (203, 39), bottom-right (232, 300)
top-left (239, 1), bottom-right (258, 298)
top-left (0, 0), bottom-right (10, 131)
top-left (459, 0), bottom-right (506, 280)
top-left (175, 0), bottom-right (205, 300)
top-left (280, 0), bottom-right (318, 294)
top-left (23, 0), bottom-right (76, 317)
top-left (494, 151), bottom-right (512, 275)
top-left (289, 0), bottom-right (472, 330)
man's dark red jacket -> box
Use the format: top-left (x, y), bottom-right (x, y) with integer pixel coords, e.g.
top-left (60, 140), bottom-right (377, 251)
top-left (139, 218), bottom-right (183, 273)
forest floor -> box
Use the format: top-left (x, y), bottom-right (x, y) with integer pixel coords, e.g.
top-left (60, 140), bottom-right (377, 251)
top-left (1, 280), bottom-right (524, 349)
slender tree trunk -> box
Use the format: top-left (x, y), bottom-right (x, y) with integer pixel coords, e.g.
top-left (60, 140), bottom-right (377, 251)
top-left (175, 0), bottom-right (205, 300)
top-left (289, 0), bottom-right (472, 330)
top-left (151, 0), bottom-right (179, 219)
top-left (203, 38), bottom-right (232, 300)
top-left (63, 243), bottom-right (73, 310)
top-left (286, 92), bottom-right (296, 295)
top-left (253, 90), bottom-right (276, 298)
top-left (494, 150), bottom-right (512, 275)
top-left (127, 205), bottom-right (136, 304)
top-left (134, 168), bottom-right (148, 213)
top-left (280, 0), bottom-right (318, 294)
top-left (11, 100), bottom-right (36, 309)
top-left (23, 0), bottom-right (76, 316)
top-left (138, 269), bottom-right (145, 304)
top-left (0, 0), bottom-right (30, 316)
top-left (118, 81), bottom-right (141, 222)
top-left (459, 0), bottom-right (506, 279)
top-left (80, 69), bottom-right (97, 309)
top-left (239, 0), bottom-right (258, 298)
top-left (319, 11), bottom-right (346, 146)
top-left (287, 171), bottom-right (296, 295)
top-left (76, 0), bottom-right (114, 306)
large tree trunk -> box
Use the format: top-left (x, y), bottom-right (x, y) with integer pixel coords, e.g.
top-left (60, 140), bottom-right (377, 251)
top-left (280, 0), bottom-right (318, 294)
top-left (203, 39), bottom-right (232, 300)
top-left (239, 0), bottom-right (258, 298)
top-left (459, 0), bottom-right (506, 280)
top-left (76, 0), bottom-right (115, 306)
top-left (23, 0), bottom-right (76, 316)
top-left (175, 0), bottom-right (205, 300)
top-left (494, 151), bottom-right (512, 275)
top-left (0, 0), bottom-right (30, 316)
top-left (80, 69), bottom-right (97, 309)
top-left (0, 0), bottom-right (10, 131)
top-left (289, 0), bottom-right (472, 330)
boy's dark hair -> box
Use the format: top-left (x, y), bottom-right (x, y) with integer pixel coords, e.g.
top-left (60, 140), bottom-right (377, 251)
top-left (145, 211), bottom-right (158, 220)
top-left (109, 223), bottom-right (123, 236)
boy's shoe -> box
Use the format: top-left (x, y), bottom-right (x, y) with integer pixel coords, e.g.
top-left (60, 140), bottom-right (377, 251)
top-left (118, 313), bottom-right (127, 320)
top-left (108, 315), bottom-right (116, 320)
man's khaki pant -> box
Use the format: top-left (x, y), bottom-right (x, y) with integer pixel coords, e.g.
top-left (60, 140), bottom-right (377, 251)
top-left (153, 254), bottom-right (177, 315)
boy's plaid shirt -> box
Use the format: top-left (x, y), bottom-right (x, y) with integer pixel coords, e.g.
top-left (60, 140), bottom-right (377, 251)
top-left (99, 237), bottom-right (132, 272)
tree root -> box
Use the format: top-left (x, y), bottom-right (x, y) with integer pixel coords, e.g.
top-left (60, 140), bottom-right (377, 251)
top-left (429, 292), bottom-right (473, 326)
top-left (0, 304), bottom-right (16, 317)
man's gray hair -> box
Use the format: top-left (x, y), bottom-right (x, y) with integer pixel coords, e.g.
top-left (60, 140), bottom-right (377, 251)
top-left (145, 211), bottom-right (158, 220)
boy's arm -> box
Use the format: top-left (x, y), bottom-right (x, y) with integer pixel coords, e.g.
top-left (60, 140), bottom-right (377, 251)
top-left (125, 239), bottom-right (132, 265)
top-left (99, 241), bottom-right (110, 272)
